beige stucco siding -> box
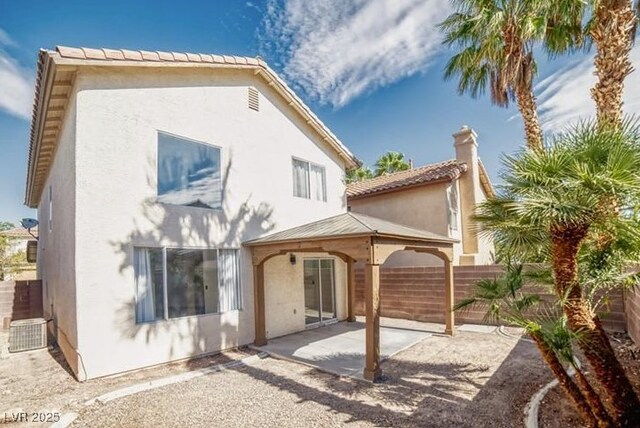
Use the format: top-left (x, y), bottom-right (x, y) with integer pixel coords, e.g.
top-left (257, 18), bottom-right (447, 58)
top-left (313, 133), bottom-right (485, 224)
top-left (349, 182), bottom-right (463, 266)
top-left (66, 67), bottom-right (348, 379)
top-left (37, 91), bottom-right (79, 373)
top-left (264, 253), bottom-right (347, 339)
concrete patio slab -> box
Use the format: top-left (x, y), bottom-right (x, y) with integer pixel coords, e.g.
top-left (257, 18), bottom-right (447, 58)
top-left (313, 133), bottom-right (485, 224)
top-left (257, 318), bottom-right (433, 379)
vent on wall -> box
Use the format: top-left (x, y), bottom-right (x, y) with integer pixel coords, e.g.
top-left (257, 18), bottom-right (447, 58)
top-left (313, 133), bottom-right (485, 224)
top-left (248, 87), bottom-right (259, 111)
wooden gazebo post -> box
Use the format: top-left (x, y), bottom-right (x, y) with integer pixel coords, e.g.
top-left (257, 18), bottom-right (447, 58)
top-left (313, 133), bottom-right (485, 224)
top-left (347, 257), bottom-right (356, 322)
top-left (363, 262), bottom-right (381, 381)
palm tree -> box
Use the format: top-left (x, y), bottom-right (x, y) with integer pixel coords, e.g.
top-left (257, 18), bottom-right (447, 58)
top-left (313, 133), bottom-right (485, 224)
top-left (589, 0), bottom-right (638, 127)
top-left (440, 0), bottom-right (545, 151)
top-left (373, 152), bottom-right (410, 176)
top-left (455, 264), bottom-right (608, 426)
top-left (345, 166), bottom-right (373, 183)
top-left (474, 120), bottom-right (640, 426)
top-left (543, 0), bottom-right (638, 128)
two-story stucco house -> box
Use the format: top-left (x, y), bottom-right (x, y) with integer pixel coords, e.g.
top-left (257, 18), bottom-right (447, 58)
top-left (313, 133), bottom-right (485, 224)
top-left (347, 126), bottom-right (496, 267)
top-left (25, 46), bottom-right (461, 382)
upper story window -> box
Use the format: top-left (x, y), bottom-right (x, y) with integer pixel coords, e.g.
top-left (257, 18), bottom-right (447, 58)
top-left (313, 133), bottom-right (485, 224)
top-left (157, 132), bottom-right (222, 209)
top-left (447, 184), bottom-right (459, 232)
top-left (292, 158), bottom-right (326, 202)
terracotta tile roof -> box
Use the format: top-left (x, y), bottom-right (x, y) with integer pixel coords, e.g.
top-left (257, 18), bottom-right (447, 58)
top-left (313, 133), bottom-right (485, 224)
top-left (347, 160), bottom-right (467, 199)
top-left (54, 46), bottom-right (265, 66)
top-left (25, 46), bottom-right (359, 207)
top-left (0, 227), bottom-right (38, 239)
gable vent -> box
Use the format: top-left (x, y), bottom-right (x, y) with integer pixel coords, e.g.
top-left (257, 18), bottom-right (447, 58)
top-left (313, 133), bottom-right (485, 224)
top-left (248, 87), bottom-right (259, 111)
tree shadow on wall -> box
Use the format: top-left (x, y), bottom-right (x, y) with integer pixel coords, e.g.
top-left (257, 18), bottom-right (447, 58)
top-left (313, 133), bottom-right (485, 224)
top-left (111, 151), bottom-right (275, 362)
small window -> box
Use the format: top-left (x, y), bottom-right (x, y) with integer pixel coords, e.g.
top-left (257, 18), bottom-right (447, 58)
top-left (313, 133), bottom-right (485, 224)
top-left (157, 132), bottom-right (222, 209)
top-left (447, 184), bottom-right (459, 231)
top-left (133, 247), bottom-right (241, 324)
top-left (292, 158), bottom-right (326, 202)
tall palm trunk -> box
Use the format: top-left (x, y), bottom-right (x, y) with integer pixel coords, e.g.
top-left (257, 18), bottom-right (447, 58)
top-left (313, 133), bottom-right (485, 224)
top-left (531, 333), bottom-right (598, 427)
top-left (572, 364), bottom-right (614, 427)
top-left (502, 26), bottom-right (543, 152)
top-left (550, 226), bottom-right (640, 427)
top-left (590, 0), bottom-right (637, 128)
top-left (515, 83), bottom-right (544, 151)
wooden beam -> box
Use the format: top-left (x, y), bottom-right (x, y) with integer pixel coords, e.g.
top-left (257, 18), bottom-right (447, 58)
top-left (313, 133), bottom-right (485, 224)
top-left (347, 258), bottom-right (356, 322)
top-left (253, 263), bottom-right (267, 346)
top-left (444, 258), bottom-right (455, 336)
top-left (250, 236), bottom-right (371, 266)
top-left (364, 263), bottom-right (382, 381)
top-left (53, 80), bottom-right (73, 87)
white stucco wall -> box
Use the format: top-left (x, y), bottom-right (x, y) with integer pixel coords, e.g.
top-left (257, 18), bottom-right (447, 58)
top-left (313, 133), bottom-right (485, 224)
top-left (66, 67), bottom-right (348, 379)
top-left (37, 93), bottom-right (79, 373)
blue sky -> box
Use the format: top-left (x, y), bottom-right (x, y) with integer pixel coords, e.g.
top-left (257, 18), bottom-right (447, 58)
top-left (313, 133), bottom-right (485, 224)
top-left (1, 0), bottom-right (638, 224)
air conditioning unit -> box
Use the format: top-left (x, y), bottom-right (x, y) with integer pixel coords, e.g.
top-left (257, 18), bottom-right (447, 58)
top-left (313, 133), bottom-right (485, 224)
top-left (9, 318), bottom-right (47, 352)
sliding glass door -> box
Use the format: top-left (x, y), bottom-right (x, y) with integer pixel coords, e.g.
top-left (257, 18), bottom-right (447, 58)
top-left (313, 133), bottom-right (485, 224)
top-left (303, 259), bottom-right (336, 326)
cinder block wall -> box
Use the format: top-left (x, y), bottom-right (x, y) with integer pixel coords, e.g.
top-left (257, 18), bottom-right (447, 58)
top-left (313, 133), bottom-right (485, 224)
top-left (625, 288), bottom-right (640, 343)
top-left (354, 265), bottom-right (626, 331)
top-left (0, 280), bottom-right (43, 328)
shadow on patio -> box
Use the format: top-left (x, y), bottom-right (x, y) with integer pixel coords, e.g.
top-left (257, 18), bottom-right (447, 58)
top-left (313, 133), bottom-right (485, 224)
top-left (236, 326), bottom-right (550, 427)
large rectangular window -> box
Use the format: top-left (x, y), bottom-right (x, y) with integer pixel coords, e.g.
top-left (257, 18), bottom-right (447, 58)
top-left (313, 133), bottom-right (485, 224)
top-left (292, 158), bottom-right (326, 201)
top-left (157, 132), bottom-right (222, 209)
top-left (134, 247), bottom-right (241, 323)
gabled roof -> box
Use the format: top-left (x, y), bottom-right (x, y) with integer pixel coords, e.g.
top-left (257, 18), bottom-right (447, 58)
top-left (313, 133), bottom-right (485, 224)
top-left (24, 46), bottom-right (359, 207)
top-left (244, 212), bottom-right (456, 246)
top-left (347, 160), bottom-right (468, 199)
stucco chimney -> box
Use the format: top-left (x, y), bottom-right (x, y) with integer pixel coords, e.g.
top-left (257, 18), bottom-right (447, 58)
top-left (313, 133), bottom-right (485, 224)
top-left (453, 125), bottom-right (481, 264)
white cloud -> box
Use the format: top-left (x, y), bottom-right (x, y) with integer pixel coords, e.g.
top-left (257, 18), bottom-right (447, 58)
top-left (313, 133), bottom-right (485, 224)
top-left (0, 28), bottom-right (16, 47)
top-left (261, 0), bottom-right (451, 107)
top-left (0, 28), bottom-right (33, 120)
top-left (536, 45), bottom-right (640, 132)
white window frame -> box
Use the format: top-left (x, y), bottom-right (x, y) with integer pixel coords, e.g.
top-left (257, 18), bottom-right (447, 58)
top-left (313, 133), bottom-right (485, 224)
top-left (447, 184), bottom-right (459, 232)
top-left (133, 245), bottom-right (243, 324)
top-left (292, 157), bottom-right (327, 202)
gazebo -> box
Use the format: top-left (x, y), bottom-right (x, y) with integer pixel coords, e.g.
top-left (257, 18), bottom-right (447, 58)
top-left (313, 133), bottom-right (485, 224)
top-left (245, 212), bottom-right (457, 381)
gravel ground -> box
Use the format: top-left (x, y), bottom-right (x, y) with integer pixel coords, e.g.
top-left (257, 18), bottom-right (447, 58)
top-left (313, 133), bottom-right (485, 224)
top-left (1, 326), bottom-right (552, 428)
top-left (0, 345), bottom-right (256, 427)
top-left (70, 330), bottom-right (548, 428)
top-left (539, 331), bottom-right (640, 428)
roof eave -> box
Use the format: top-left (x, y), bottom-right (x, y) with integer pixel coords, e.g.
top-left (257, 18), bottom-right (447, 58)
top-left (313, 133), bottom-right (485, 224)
top-left (24, 50), bottom-right (56, 208)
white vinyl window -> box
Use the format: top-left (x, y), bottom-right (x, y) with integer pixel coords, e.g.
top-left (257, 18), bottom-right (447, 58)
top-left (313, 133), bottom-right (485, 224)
top-left (133, 247), bottom-right (241, 324)
top-left (447, 184), bottom-right (459, 231)
top-left (292, 158), bottom-right (326, 202)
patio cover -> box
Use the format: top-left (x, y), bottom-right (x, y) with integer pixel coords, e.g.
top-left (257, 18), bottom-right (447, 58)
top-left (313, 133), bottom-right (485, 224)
top-left (244, 212), bottom-right (458, 381)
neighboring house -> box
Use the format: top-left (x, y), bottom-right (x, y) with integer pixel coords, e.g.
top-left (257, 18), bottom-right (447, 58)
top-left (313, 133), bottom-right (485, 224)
top-left (347, 126), bottom-right (495, 267)
top-left (0, 227), bottom-right (38, 280)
